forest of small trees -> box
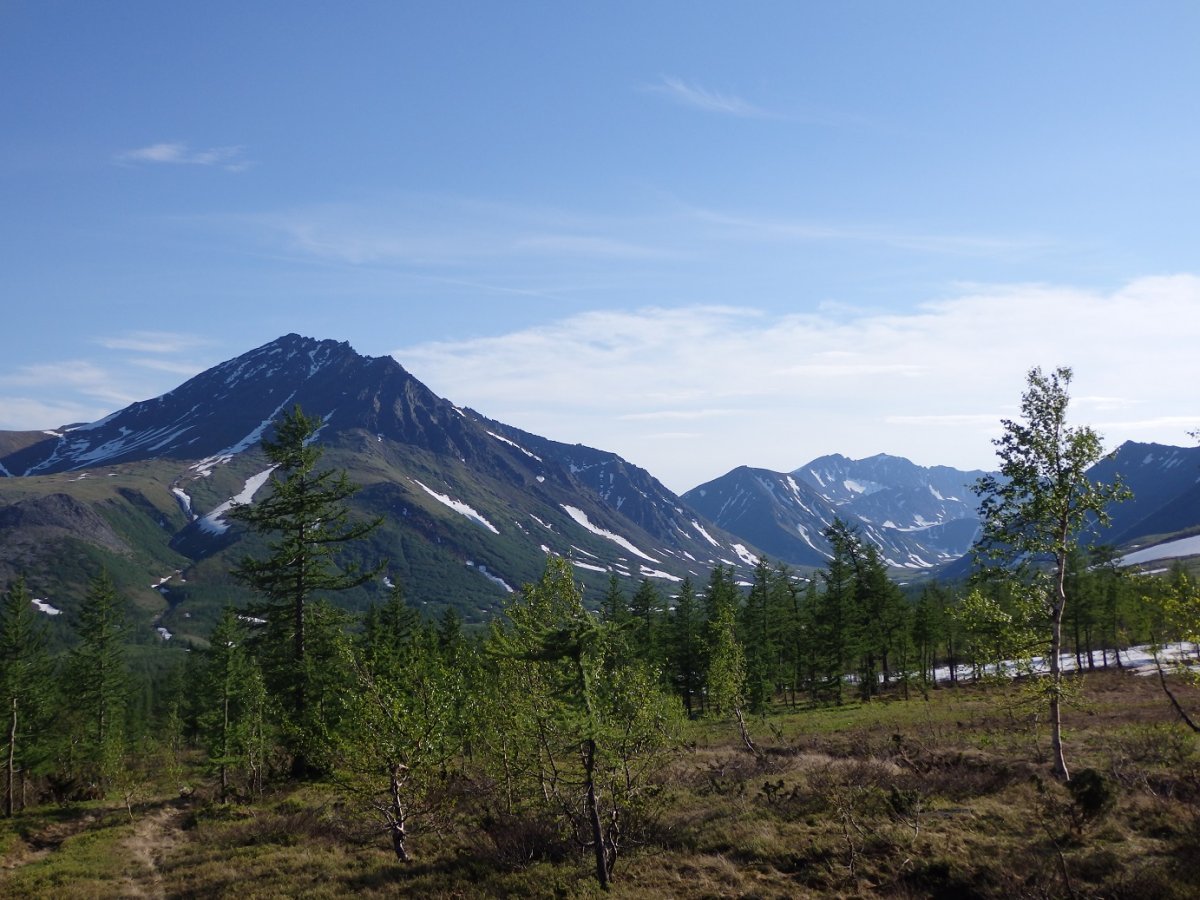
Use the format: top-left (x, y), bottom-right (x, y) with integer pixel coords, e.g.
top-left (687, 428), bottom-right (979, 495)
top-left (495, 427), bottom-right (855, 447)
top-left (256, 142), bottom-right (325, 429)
top-left (2, 395), bottom-right (1199, 889)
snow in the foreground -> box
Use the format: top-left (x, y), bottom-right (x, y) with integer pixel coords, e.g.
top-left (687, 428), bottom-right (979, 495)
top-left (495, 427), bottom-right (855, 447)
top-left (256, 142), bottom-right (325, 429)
top-left (156, 626), bottom-right (173, 641)
top-left (198, 467), bottom-right (278, 534)
top-left (413, 480), bottom-right (499, 534)
top-left (32, 598), bottom-right (62, 616)
top-left (1120, 535), bottom-right (1200, 567)
top-left (560, 505), bottom-right (659, 562)
top-left (931, 642), bottom-right (1199, 682)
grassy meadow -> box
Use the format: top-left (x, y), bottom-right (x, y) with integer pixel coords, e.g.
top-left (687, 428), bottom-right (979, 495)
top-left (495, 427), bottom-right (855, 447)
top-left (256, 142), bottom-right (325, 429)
top-left (2, 667), bottom-right (1197, 899)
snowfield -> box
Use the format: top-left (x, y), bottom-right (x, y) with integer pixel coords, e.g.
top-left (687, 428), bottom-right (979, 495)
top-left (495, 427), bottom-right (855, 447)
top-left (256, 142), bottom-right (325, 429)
top-left (1120, 534), bottom-right (1200, 566)
top-left (198, 467), bottom-right (278, 534)
top-left (560, 505), bottom-right (659, 562)
top-left (413, 479), bottom-right (500, 534)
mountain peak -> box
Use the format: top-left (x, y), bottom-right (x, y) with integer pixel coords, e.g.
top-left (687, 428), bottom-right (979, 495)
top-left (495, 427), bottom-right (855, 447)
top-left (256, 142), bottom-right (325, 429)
top-left (1, 335), bottom-right (417, 474)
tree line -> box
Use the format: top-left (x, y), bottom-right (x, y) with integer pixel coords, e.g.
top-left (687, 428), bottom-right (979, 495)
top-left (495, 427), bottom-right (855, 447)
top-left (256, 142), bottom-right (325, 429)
top-left (2, 387), bottom-right (1198, 888)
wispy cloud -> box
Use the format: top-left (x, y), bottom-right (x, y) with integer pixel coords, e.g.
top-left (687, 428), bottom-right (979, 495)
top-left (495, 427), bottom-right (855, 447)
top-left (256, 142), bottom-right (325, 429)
top-left (0, 333), bottom-right (215, 430)
top-left (0, 397), bottom-right (108, 431)
top-left (97, 331), bottom-right (211, 354)
top-left (394, 276), bottom-right (1200, 491)
top-left (0, 361), bottom-right (142, 408)
top-left (645, 76), bottom-right (772, 118)
top-left (115, 142), bottom-right (251, 172)
top-left (240, 197), bottom-right (677, 268)
top-left (686, 207), bottom-right (1053, 258)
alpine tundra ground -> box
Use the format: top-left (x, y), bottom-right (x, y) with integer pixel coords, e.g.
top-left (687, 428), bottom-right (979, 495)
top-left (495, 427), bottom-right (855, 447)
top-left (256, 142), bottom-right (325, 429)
top-left (2, 667), bottom-right (1197, 899)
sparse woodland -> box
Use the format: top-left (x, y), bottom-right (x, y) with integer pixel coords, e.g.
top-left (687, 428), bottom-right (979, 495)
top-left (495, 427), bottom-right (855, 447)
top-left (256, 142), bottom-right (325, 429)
top-left (2, 392), bottom-right (1200, 898)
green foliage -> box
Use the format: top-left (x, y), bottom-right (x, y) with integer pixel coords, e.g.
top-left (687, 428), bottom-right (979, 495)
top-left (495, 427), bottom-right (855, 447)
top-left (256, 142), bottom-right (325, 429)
top-left (0, 577), bottom-right (53, 815)
top-left (666, 577), bottom-right (705, 716)
top-left (954, 584), bottom-right (1040, 679)
top-left (63, 570), bottom-right (130, 792)
top-left (229, 404), bottom-right (384, 774)
top-left (335, 611), bottom-right (464, 862)
top-left (481, 557), bottom-right (681, 887)
top-left (704, 568), bottom-right (746, 720)
top-left (197, 608), bottom-right (273, 800)
top-left (974, 366), bottom-right (1132, 779)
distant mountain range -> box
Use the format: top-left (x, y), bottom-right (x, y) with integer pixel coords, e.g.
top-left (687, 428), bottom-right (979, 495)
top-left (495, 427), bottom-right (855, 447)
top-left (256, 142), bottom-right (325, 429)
top-left (683, 454), bottom-right (989, 571)
top-left (3, 333), bottom-right (1198, 644)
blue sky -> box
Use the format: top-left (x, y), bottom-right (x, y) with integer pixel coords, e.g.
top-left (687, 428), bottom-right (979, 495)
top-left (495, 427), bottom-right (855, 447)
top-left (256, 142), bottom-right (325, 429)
top-left (3, 2), bottom-right (1199, 491)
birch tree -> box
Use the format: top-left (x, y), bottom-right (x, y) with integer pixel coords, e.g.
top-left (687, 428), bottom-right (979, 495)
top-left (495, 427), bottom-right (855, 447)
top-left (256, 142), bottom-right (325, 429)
top-left (974, 366), bottom-right (1130, 780)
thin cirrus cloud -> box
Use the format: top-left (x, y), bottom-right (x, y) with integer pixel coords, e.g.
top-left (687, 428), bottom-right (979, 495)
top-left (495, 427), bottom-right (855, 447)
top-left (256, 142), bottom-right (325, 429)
top-left (115, 142), bottom-right (251, 172)
top-left (645, 76), bottom-right (773, 118)
top-left (96, 331), bottom-right (212, 354)
top-left (394, 276), bottom-right (1200, 491)
top-left (0, 360), bottom-right (142, 409)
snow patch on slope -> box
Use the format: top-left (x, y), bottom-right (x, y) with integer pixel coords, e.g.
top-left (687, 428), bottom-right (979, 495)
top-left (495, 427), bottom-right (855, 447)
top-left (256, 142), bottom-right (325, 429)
top-left (413, 480), bottom-right (500, 534)
top-left (560, 505), bottom-right (659, 562)
top-left (690, 520), bottom-right (720, 548)
top-left (731, 543), bottom-right (759, 566)
top-left (192, 392), bottom-right (297, 476)
top-left (32, 598), bottom-right (62, 616)
top-left (171, 487), bottom-right (197, 521)
top-left (198, 467), bottom-right (277, 534)
top-left (466, 561), bottom-right (514, 593)
top-left (487, 431), bottom-right (542, 461)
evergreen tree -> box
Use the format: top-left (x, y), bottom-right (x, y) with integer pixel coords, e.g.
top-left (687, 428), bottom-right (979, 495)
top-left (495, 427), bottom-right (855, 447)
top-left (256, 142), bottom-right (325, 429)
top-left (361, 580), bottom-right (421, 672)
top-left (601, 574), bottom-right (629, 627)
top-left (230, 404), bottom-right (383, 776)
top-left (0, 577), bottom-right (52, 816)
top-left (817, 521), bottom-right (858, 705)
top-left (436, 606), bottom-right (464, 659)
top-left (67, 570), bottom-right (129, 792)
top-left (199, 608), bottom-right (271, 800)
top-left (627, 578), bottom-right (662, 666)
top-left (666, 577), bottom-right (704, 715)
top-left (704, 568), bottom-right (757, 754)
top-left (770, 564), bottom-right (802, 707)
top-left (912, 583), bottom-right (948, 688)
top-left (740, 558), bottom-right (776, 713)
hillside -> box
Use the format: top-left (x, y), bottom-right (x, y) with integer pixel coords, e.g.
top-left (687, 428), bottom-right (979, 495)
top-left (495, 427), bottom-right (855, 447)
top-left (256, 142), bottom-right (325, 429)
top-left (0, 335), bottom-right (759, 642)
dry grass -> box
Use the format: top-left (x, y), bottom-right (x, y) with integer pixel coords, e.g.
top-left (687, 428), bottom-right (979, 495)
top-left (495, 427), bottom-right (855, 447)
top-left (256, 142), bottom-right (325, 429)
top-left (2, 669), bottom-right (1197, 898)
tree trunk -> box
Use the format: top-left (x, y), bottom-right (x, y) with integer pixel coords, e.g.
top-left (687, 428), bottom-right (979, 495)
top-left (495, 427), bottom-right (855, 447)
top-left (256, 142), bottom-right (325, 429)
top-left (1051, 553), bottom-right (1070, 781)
top-left (6, 696), bottom-right (16, 818)
top-left (733, 705), bottom-right (761, 758)
top-left (389, 764), bottom-right (411, 861)
top-left (583, 738), bottom-right (610, 889)
top-left (220, 694), bottom-right (230, 802)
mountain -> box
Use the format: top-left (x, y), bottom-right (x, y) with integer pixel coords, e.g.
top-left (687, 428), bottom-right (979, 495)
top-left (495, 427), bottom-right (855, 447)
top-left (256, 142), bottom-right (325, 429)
top-left (0, 334), bottom-right (761, 644)
top-left (684, 454), bottom-right (988, 572)
top-left (1085, 441), bottom-right (1200, 550)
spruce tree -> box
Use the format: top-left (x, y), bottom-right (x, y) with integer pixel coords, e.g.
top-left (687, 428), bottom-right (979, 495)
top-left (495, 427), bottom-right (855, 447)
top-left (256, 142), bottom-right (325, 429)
top-left (199, 608), bottom-right (270, 801)
top-left (230, 403), bottom-right (383, 776)
top-left (667, 577), bottom-right (704, 716)
top-left (68, 570), bottom-right (129, 792)
top-left (0, 577), bottom-right (51, 816)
